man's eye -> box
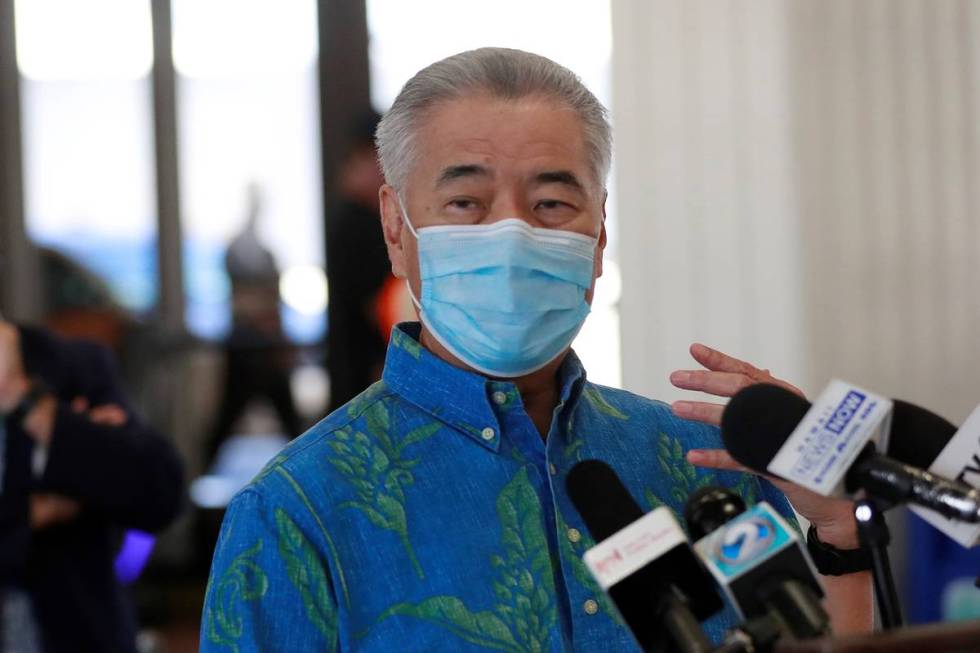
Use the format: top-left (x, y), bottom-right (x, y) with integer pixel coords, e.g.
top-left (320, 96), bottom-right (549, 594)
top-left (536, 200), bottom-right (571, 210)
top-left (448, 199), bottom-right (479, 210)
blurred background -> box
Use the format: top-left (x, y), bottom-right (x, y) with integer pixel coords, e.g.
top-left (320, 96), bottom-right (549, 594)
top-left (0, 0), bottom-right (977, 650)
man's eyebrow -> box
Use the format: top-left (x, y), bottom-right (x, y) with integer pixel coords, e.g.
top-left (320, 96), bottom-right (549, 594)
top-left (533, 170), bottom-right (585, 191)
top-left (436, 164), bottom-right (491, 187)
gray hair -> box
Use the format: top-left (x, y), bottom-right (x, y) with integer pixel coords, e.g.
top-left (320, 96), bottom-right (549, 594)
top-left (375, 47), bottom-right (611, 192)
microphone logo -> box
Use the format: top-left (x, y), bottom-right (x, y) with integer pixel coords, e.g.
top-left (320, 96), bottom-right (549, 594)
top-left (825, 390), bottom-right (867, 434)
top-left (716, 516), bottom-right (776, 566)
top-left (695, 503), bottom-right (795, 581)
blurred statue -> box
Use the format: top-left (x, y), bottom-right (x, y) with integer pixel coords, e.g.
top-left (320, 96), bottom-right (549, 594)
top-left (203, 183), bottom-right (302, 466)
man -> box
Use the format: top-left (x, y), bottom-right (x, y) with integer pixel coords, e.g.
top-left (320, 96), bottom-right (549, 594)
top-left (0, 319), bottom-right (184, 652)
top-left (201, 48), bottom-right (871, 652)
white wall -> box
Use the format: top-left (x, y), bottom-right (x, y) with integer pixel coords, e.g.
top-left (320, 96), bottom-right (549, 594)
top-left (615, 0), bottom-right (806, 404)
top-left (614, 0), bottom-right (980, 425)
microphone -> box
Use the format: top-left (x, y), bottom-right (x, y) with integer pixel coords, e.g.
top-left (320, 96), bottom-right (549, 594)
top-left (685, 486), bottom-right (830, 641)
top-left (906, 403), bottom-right (980, 547)
top-left (721, 383), bottom-right (979, 522)
top-left (567, 460), bottom-right (723, 653)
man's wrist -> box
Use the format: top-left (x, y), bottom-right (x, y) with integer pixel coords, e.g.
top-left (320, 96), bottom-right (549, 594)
top-left (812, 519), bottom-right (860, 550)
top-left (806, 524), bottom-right (872, 576)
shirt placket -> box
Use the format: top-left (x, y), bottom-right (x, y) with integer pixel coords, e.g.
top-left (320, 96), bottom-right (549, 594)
top-left (489, 382), bottom-right (580, 650)
top-left (546, 399), bottom-right (615, 650)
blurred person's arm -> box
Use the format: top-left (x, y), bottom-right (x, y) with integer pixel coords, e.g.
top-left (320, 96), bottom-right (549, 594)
top-left (28, 399), bottom-right (128, 530)
top-left (201, 488), bottom-right (339, 652)
top-left (2, 323), bottom-right (185, 533)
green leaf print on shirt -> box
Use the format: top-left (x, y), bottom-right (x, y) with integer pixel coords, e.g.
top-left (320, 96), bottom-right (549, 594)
top-left (205, 540), bottom-right (269, 652)
top-left (377, 597), bottom-right (523, 652)
top-left (374, 468), bottom-right (558, 653)
top-left (555, 512), bottom-right (623, 625)
top-left (656, 432), bottom-right (715, 505)
top-left (345, 382), bottom-right (389, 419)
top-left (275, 508), bottom-right (338, 641)
top-left (253, 453), bottom-right (289, 484)
top-left (393, 329), bottom-right (424, 359)
top-left (275, 467), bottom-right (351, 607)
top-left (327, 399), bottom-right (442, 579)
top-left (581, 385), bottom-right (629, 420)
top-left (651, 432), bottom-right (763, 522)
top-left (564, 386), bottom-right (629, 461)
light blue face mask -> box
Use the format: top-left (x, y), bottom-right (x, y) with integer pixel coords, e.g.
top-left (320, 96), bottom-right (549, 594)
top-left (402, 206), bottom-right (598, 378)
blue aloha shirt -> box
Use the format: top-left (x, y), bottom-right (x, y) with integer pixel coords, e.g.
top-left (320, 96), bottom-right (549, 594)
top-left (201, 322), bottom-right (798, 652)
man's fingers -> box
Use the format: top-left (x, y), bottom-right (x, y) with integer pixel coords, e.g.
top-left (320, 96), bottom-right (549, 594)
top-left (669, 370), bottom-right (755, 398)
top-left (690, 343), bottom-right (758, 375)
top-left (689, 343), bottom-right (806, 398)
top-left (671, 400), bottom-right (724, 426)
top-left (685, 448), bottom-right (749, 473)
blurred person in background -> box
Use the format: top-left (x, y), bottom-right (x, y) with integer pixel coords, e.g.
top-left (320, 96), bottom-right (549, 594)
top-left (203, 183), bottom-right (302, 466)
top-left (0, 317), bottom-right (184, 653)
top-left (325, 110), bottom-right (401, 412)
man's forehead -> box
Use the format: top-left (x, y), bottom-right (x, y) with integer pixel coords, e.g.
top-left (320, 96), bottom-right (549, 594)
top-left (424, 130), bottom-right (584, 162)
top-left (421, 96), bottom-right (585, 149)
top-left (434, 163), bottom-right (586, 193)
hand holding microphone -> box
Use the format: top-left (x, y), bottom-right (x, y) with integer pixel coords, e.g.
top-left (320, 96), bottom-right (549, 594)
top-left (716, 380), bottom-right (969, 629)
top-left (720, 382), bottom-right (975, 522)
top-left (669, 344), bottom-right (859, 551)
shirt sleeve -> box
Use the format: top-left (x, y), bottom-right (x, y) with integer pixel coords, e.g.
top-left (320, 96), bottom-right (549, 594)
top-left (201, 488), bottom-right (340, 653)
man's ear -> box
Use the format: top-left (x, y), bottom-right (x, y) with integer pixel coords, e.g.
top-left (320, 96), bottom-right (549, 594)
top-left (595, 192), bottom-right (608, 278)
top-left (379, 184), bottom-right (408, 279)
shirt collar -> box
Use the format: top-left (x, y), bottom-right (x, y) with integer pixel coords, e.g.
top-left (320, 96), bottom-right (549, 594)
top-left (382, 322), bottom-right (587, 450)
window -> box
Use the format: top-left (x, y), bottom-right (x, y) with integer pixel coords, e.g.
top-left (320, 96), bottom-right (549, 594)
top-left (17, 0), bottom-right (158, 314)
top-left (172, 0), bottom-right (324, 341)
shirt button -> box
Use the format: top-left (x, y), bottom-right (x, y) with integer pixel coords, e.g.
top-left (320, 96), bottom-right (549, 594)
top-left (548, 463), bottom-right (557, 476)
top-left (567, 528), bottom-right (582, 543)
top-left (492, 391), bottom-right (507, 405)
top-left (481, 427), bottom-right (495, 441)
top-left (583, 599), bottom-right (599, 615)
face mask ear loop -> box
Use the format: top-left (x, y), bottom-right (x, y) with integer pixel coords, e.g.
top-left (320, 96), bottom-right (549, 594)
top-left (396, 194), bottom-right (423, 311)
top-left (397, 195), bottom-right (419, 240)
top-left (405, 281), bottom-right (422, 311)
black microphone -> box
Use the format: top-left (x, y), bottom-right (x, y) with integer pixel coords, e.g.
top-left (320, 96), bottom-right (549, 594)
top-left (566, 460), bottom-right (723, 653)
top-left (720, 384), bottom-right (977, 521)
top-left (685, 486), bottom-right (830, 641)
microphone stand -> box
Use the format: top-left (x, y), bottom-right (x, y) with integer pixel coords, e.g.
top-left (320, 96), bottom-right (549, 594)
top-left (854, 497), bottom-right (903, 629)
top-left (656, 586), bottom-right (715, 653)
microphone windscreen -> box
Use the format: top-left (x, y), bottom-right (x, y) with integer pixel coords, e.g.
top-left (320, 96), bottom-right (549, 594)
top-left (566, 459), bottom-right (643, 542)
top-left (683, 485), bottom-right (747, 541)
top-left (887, 400), bottom-right (957, 468)
top-left (721, 384), bottom-right (812, 474)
